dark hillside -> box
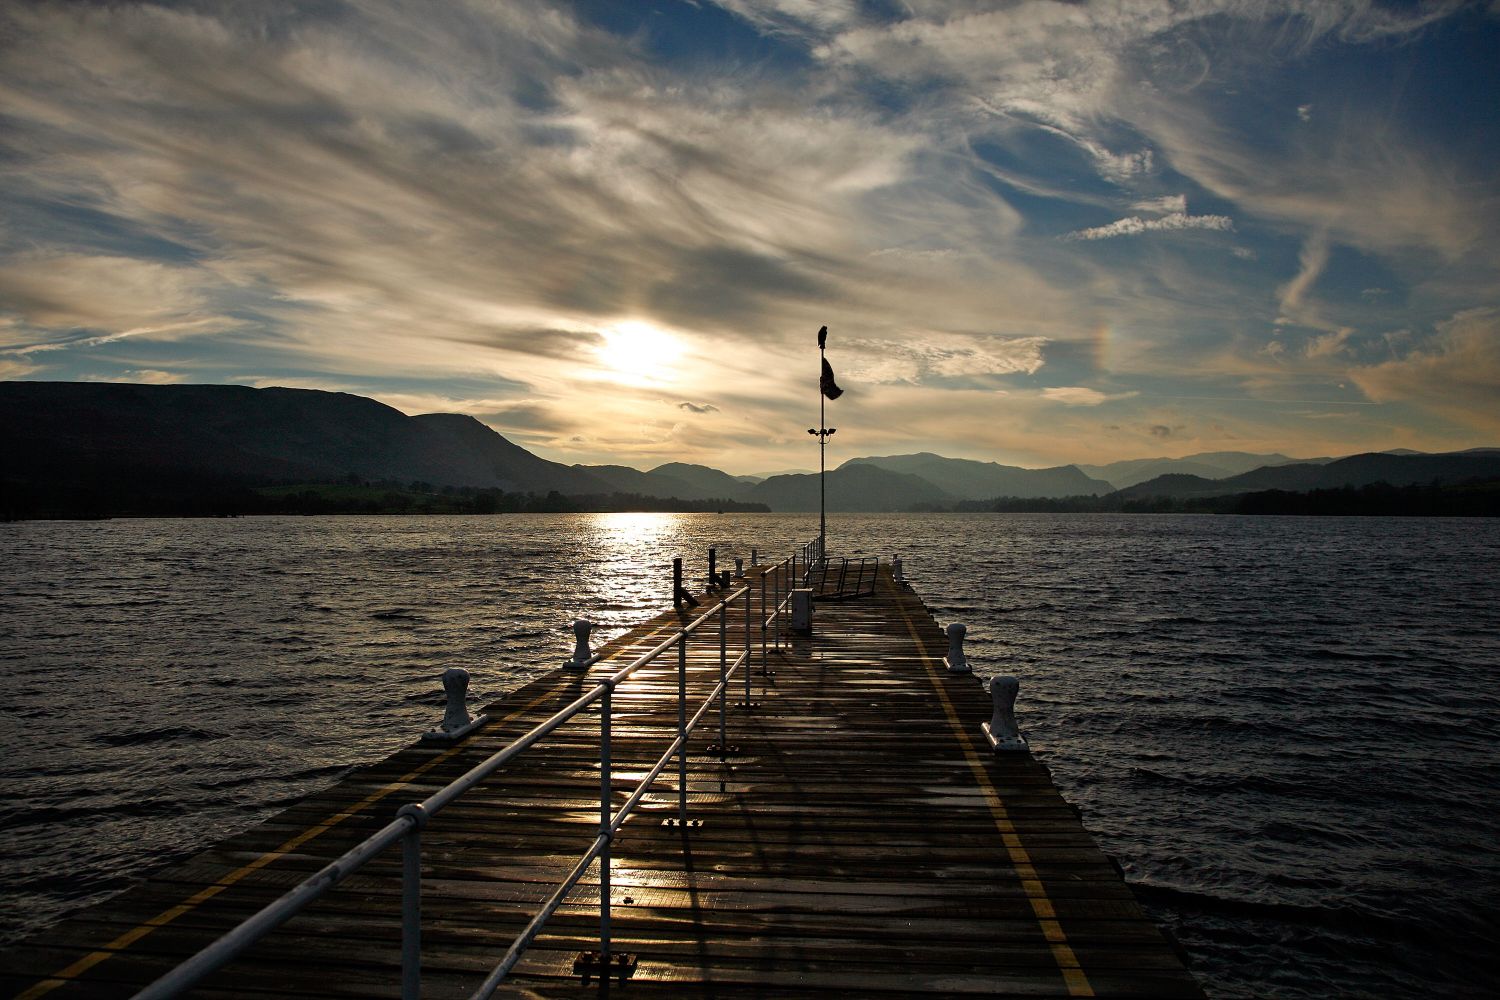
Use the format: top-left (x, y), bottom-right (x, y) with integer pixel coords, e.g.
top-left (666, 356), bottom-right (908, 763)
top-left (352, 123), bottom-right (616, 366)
top-left (0, 381), bottom-right (602, 515)
top-left (842, 452), bottom-right (1111, 498)
top-left (749, 464), bottom-right (956, 512)
top-left (1123, 451), bottom-right (1500, 500)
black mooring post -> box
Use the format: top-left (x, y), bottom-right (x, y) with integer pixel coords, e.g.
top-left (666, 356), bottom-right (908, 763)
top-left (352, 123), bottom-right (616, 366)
top-left (672, 557), bottom-right (699, 610)
top-left (707, 548), bottom-right (717, 590)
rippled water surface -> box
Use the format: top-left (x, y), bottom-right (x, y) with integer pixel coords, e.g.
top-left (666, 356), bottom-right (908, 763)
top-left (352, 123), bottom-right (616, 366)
top-left (3, 513), bottom-right (1498, 998)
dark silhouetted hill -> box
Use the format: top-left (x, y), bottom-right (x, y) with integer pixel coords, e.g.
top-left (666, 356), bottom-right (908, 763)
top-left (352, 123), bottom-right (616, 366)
top-left (1, 381), bottom-right (604, 515)
top-left (1111, 474), bottom-right (1226, 500)
top-left (1078, 451), bottom-right (1314, 489)
top-left (1121, 451), bottom-right (1500, 500)
top-left (749, 464), bottom-right (957, 512)
top-left (648, 462), bottom-right (754, 501)
top-left (412, 413), bottom-right (610, 494)
top-left (841, 452), bottom-right (1110, 499)
top-left (572, 464), bottom-right (702, 501)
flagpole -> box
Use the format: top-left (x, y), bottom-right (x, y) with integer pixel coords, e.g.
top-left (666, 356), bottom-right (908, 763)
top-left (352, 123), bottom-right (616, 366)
top-left (812, 325), bottom-right (838, 562)
top-left (819, 339), bottom-right (826, 556)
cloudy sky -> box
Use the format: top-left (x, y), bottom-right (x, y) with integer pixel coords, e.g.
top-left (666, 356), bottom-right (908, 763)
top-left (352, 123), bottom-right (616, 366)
top-left (2, 1), bottom-right (1497, 474)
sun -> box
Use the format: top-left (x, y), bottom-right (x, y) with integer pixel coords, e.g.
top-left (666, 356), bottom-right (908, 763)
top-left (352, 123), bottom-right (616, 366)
top-left (595, 321), bottom-right (684, 386)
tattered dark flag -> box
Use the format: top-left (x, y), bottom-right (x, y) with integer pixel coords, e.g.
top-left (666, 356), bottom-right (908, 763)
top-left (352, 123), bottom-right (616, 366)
top-left (817, 324), bottom-right (828, 350)
top-left (820, 357), bottom-right (844, 400)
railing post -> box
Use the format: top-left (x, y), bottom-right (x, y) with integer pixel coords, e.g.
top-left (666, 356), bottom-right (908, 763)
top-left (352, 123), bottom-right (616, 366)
top-left (771, 562), bottom-right (778, 652)
top-left (774, 561), bottom-right (784, 650)
top-left (677, 631), bottom-right (688, 825)
top-left (599, 683), bottom-right (612, 961)
top-left (707, 547), bottom-right (717, 590)
top-left (759, 568), bottom-right (768, 679)
top-left (673, 557), bottom-right (683, 609)
top-left (718, 596), bottom-right (728, 754)
top-left (743, 579), bottom-right (752, 703)
top-left (397, 803), bottom-right (428, 1000)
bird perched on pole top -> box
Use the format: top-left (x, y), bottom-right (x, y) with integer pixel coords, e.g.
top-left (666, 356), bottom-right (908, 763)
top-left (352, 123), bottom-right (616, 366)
top-left (817, 325), bottom-right (827, 350)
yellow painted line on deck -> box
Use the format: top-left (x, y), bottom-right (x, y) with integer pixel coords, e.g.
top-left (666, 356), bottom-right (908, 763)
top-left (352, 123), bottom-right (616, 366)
top-left (16, 587), bottom-right (747, 998)
top-left (893, 589), bottom-right (1097, 998)
top-left (15, 682), bottom-right (567, 1000)
top-left (16, 597), bottom-right (710, 999)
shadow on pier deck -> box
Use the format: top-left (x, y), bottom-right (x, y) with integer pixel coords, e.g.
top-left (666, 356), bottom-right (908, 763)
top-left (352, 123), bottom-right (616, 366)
top-left (3, 566), bottom-right (1203, 999)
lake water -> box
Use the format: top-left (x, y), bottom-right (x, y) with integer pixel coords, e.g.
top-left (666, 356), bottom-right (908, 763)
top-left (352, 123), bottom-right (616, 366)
top-left (2, 513), bottom-right (1498, 998)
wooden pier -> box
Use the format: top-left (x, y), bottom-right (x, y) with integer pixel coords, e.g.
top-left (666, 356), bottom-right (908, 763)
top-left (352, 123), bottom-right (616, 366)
top-left (3, 565), bottom-right (1204, 999)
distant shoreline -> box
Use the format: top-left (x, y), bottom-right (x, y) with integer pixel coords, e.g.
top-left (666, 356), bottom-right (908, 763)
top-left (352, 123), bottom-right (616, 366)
top-left (939, 478), bottom-right (1500, 517)
top-left (6, 477), bottom-right (1498, 521)
top-left (0, 482), bottom-right (771, 521)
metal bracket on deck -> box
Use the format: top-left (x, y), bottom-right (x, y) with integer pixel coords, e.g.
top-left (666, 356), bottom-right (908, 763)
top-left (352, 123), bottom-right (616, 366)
top-left (706, 743), bottom-right (741, 756)
top-left (734, 700), bottom-right (762, 710)
top-left (672, 557), bottom-right (701, 610)
top-left (660, 817), bottom-right (704, 829)
top-left (573, 950), bottom-right (637, 986)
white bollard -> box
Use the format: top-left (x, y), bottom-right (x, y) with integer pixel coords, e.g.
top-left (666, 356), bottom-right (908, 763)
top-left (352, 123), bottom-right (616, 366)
top-left (944, 622), bottom-right (969, 673)
top-left (422, 667), bottom-right (488, 742)
top-left (892, 555), bottom-right (904, 585)
top-left (564, 618), bottom-right (593, 669)
top-left (790, 588), bottom-right (813, 635)
top-left (440, 668), bottom-right (471, 730)
top-left (735, 557), bottom-right (744, 579)
top-left (982, 675), bottom-right (1027, 752)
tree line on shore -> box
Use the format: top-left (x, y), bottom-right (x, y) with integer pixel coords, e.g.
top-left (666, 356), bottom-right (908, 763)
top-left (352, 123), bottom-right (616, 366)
top-left (0, 479), bottom-right (769, 520)
top-left (937, 478), bottom-right (1500, 516)
top-left (8, 475), bottom-right (1498, 521)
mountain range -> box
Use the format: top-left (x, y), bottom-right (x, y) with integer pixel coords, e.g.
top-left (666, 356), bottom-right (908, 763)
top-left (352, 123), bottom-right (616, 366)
top-left (3, 381), bottom-right (1496, 516)
top-left (1114, 450), bottom-right (1500, 500)
top-left (1076, 451), bottom-right (1315, 489)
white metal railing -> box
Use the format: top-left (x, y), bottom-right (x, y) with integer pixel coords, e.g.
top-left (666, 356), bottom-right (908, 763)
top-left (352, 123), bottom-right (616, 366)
top-left (800, 535), bottom-right (823, 570)
top-left (134, 552), bottom-right (807, 999)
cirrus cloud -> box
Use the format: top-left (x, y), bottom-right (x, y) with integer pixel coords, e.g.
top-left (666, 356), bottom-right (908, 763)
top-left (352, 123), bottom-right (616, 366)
top-left (1062, 212), bottom-right (1234, 242)
top-left (1041, 386), bottom-right (1140, 406)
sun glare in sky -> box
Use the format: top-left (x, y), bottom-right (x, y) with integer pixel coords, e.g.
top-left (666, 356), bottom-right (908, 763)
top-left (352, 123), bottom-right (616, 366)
top-left (1, 2), bottom-right (1497, 471)
top-left (595, 322), bottom-right (685, 387)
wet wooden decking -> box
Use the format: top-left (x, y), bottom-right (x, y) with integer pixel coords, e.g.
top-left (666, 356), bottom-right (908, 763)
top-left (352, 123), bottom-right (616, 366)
top-left (3, 566), bottom-right (1204, 999)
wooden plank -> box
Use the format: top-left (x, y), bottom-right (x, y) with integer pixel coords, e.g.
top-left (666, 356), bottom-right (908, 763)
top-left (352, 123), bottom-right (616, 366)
top-left (1, 564), bottom-right (1203, 999)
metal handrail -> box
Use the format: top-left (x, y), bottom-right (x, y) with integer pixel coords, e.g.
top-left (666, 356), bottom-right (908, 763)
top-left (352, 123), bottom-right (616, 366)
top-left (134, 559), bottom-right (789, 1000)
